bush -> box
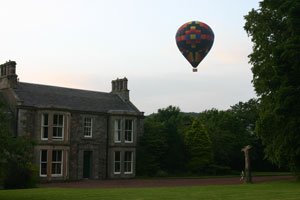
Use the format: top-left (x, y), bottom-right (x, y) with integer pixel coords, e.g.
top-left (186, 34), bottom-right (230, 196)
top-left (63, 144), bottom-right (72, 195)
top-left (3, 162), bottom-right (38, 189)
top-left (156, 170), bottom-right (168, 177)
top-left (205, 164), bottom-right (231, 175)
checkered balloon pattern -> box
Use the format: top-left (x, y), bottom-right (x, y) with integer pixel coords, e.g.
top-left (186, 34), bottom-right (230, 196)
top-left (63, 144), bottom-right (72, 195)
top-left (176, 21), bottom-right (214, 69)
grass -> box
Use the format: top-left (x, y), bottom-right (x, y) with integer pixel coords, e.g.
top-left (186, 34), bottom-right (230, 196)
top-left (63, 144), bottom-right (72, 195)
top-left (0, 180), bottom-right (299, 200)
top-left (137, 171), bottom-right (293, 179)
top-left (251, 171), bottom-right (293, 176)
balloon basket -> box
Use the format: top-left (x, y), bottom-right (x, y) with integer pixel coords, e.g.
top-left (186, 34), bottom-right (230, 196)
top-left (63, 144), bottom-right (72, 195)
top-left (193, 68), bottom-right (198, 72)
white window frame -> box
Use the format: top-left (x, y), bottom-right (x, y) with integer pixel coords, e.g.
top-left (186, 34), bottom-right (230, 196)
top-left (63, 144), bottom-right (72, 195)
top-left (51, 150), bottom-right (63, 177)
top-left (125, 119), bottom-right (133, 143)
top-left (41, 113), bottom-right (49, 140)
top-left (114, 119), bottom-right (122, 143)
top-left (114, 151), bottom-right (121, 174)
top-left (124, 151), bottom-right (133, 174)
top-left (40, 150), bottom-right (48, 177)
top-left (53, 114), bottom-right (64, 140)
top-left (83, 117), bottom-right (92, 138)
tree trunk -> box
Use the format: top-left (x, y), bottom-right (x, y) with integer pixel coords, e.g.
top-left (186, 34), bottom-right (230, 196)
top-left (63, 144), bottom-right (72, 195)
top-left (241, 145), bottom-right (252, 183)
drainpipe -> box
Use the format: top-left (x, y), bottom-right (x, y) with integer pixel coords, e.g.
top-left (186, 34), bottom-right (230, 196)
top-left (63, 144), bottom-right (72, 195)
top-left (106, 114), bottom-right (109, 179)
top-left (15, 107), bottom-right (19, 137)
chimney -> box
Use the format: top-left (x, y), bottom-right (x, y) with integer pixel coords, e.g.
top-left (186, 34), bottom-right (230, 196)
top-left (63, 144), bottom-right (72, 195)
top-left (111, 77), bottom-right (129, 101)
top-left (0, 60), bottom-right (18, 89)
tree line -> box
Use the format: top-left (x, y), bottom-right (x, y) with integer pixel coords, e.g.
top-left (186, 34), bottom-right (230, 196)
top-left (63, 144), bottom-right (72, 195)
top-left (137, 99), bottom-right (280, 177)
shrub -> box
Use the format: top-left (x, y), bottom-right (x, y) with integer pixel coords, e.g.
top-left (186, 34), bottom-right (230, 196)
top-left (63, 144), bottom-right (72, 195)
top-left (3, 162), bottom-right (38, 189)
top-left (205, 164), bottom-right (231, 175)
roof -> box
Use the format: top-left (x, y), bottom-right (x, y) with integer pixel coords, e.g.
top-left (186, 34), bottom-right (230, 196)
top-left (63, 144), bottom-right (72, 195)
top-left (13, 82), bottom-right (140, 113)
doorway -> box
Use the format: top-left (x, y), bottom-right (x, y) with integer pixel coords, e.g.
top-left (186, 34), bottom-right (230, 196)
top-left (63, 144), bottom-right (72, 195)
top-left (83, 151), bottom-right (92, 179)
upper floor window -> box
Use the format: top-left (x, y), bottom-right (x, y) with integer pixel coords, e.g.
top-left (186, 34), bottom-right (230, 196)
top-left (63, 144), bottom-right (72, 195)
top-left (125, 119), bottom-right (133, 143)
top-left (124, 151), bottom-right (133, 174)
top-left (41, 114), bottom-right (49, 140)
top-left (52, 150), bottom-right (63, 176)
top-left (53, 114), bottom-right (64, 140)
top-left (114, 119), bottom-right (122, 142)
top-left (84, 117), bottom-right (92, 137)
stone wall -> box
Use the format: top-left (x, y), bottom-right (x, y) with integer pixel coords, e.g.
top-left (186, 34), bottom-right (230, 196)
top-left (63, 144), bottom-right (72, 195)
top-left (107, 112), bottom-right (144, 178)
top-left (69, 113), bottom-right (108, 180)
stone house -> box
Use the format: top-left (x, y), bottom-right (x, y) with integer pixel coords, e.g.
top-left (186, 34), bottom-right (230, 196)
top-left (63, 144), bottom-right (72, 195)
top-left (0, 61), bottom-right (144, 181)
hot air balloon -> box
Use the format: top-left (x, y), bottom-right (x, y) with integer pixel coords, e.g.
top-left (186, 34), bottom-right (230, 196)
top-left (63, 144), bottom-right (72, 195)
top-left (175, 21), bottom-right (214, 72)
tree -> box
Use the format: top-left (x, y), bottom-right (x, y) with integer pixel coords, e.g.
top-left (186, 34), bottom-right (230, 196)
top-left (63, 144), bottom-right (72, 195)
top-left (0, 100), bottom-right (37, 188)
top-left (229, 99), bottom-right (279, 172)
top-left (199, 109), bottom-right (248, 171)
top-left (154, 106), bottom-right (186, 173)
top-left (229, 98), bottom-right (259, 135)
top-left (136, 118), bottom-right (168, 176)
top-left (184, 118), bottom-right (213, 174)
top-left (0, 100), bottom-right (11, 181)
top-left (137, 106), bottom-right (188, 175)
top-left (244, 0), bottom-right (300, 176)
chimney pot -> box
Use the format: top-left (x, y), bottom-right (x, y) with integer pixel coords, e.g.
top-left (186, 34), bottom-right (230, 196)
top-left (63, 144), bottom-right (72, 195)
top-left (111, 77), bottom-right (130, 101)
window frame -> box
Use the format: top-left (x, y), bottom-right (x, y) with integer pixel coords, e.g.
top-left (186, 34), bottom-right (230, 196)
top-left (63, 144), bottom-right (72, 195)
top-left (51, 150), bottom-right (63, 177)
top-left (114, 119), bottom-right (122, 143)
top-left (41, 113), bottom-right (49, 140)
top-left (52, 114), bottom-right (64, 140)
top-left (124, 151), bottom-right (133, 174)
top-left (40, 150), bottom-right (48, 177)
top-left (114, 151), bottom-right (121, 174)
top-left (125, 119), bottom-right (133, 143)
top-left (83, 117), bottom-right (93, 138)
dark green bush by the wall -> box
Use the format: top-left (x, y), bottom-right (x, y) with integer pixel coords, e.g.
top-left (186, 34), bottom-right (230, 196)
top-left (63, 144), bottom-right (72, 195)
top-left (3, 162), bottom-right (38, 189)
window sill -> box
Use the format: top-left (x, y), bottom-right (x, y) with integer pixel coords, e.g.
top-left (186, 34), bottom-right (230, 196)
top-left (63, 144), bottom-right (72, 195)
top-left (51, 174), bottom-right (63, 177)
top-left (124, 172), bottom-right (133, 174)
top-left (52, 138), bottom-right (64, 141)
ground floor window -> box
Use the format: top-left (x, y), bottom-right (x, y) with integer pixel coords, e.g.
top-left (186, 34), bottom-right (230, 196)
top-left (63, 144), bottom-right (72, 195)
top-left (124, 151), bottom-right (133, 174)
top-left (114, 151), bottom-right (121, 174)
top-left (52, 150), bottom-right (63, 176)
top-left (40, 150), bottom-right (48, 176)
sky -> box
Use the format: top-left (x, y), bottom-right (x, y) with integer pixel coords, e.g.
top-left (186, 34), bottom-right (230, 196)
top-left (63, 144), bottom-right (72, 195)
top-left (0, 0), bottom-right (260, 115)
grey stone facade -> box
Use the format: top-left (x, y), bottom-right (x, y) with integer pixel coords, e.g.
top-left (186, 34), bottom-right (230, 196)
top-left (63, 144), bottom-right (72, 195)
top-left (0, 61), bottom-right (144, 181)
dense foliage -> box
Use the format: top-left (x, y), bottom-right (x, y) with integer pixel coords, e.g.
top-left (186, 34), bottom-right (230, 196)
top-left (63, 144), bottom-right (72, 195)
top-left (244, 0), bottom-right (300, 176)
top-left (137, 106), bottom-right (186, 176)
top-left (184, 118), bottom-right (213, 173)
top-left (0, 100), bottom-right (37, 189)
top-left (137, 100), bottom-right (279, 177)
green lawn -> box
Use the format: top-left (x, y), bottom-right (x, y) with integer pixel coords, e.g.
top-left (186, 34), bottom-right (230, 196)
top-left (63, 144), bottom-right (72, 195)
top-left (251, 171), bottom-right (293, 176)
top-left (139, 171), bottom-right (293, 179)
top-left (0, 180), bottom-right (299, 200)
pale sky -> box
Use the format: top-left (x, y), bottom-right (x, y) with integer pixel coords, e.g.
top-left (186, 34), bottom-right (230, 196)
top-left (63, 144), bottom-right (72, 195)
top-left (0, 0), bottom-right (260, 115)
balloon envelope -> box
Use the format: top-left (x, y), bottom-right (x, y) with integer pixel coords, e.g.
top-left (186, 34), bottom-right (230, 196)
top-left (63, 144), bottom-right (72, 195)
top-left (176, 21), bottom-right (214, 71)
